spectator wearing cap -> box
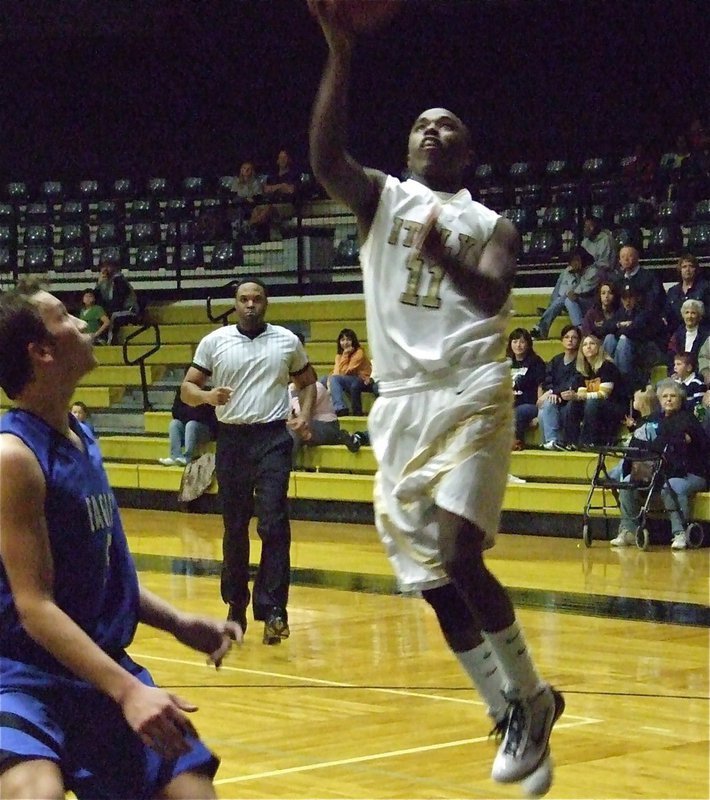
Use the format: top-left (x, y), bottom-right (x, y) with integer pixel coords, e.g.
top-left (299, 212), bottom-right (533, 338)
top-left (530, 247), bottom-right (599, 340)
top-left (603, 283), bottom-right (667, 393)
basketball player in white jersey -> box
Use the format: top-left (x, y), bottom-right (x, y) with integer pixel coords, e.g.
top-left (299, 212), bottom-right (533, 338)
top-left (307, 1), bottom-right (564, 795)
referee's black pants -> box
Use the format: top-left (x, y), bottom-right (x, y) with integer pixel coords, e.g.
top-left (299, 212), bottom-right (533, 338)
top-left (216, 420), bottom-right (293, 621)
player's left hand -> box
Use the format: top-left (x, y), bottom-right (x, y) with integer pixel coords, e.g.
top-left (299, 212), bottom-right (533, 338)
top-left (414, 204), bottom-right (446, 265)
top-left (174, 614), bottom-right (242, 668)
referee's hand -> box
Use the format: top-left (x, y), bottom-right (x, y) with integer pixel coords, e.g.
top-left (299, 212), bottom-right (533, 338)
top-left (208, 386), bottom-right (233, 406)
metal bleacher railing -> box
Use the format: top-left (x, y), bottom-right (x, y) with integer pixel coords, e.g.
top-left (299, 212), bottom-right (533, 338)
top-left (1, 164), bottom-right (709, 299)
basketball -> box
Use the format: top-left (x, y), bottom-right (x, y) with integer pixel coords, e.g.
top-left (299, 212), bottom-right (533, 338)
top-left (311, 0), bottom-right (403, 33)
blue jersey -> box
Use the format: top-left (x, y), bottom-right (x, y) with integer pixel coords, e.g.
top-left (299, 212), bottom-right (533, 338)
top-left (0, 408), bottom-right (139, 677)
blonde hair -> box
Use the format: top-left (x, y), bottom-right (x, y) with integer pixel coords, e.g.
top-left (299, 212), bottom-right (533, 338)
top-left (576, 334), bottom-right (612, 376)
top-left (633, 386), bottom-right (660, 417)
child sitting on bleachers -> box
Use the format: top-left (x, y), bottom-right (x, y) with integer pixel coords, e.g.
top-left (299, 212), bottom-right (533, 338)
top-left (670, 352), bottom-right (707, 410)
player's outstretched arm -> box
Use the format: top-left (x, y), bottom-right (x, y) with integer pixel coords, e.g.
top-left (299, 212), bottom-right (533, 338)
top-left (308, 0), bottom-right (383, 236)
top-left (138, 586), bottom-right (242, 667)
top-left (0, 435), bottom-right (197, 759)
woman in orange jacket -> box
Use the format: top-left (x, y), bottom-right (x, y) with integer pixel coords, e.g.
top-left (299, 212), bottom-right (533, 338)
top-left (324, 328), bottom-right (375, 415)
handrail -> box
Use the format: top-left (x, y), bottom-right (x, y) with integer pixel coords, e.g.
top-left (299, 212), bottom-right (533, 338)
top-left (122, 323), bottom-right (161, 411)
top-left (206, 279), bottom-right (238, 326)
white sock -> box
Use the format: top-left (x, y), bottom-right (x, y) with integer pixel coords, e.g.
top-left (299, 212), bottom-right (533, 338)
top-left (484, 621), bottom-right (543, 698)
top-left (455, 642), bottom-right (507, 721)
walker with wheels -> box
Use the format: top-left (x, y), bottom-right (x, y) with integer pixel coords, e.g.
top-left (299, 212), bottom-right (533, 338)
top-left (581, 444), bottom-right (705, 550)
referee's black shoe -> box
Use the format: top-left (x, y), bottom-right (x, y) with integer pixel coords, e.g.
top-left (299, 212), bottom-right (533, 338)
top-left (227, 603), bottom-right (247, 636)
top-left (263, 610), bottom-right (290, 645)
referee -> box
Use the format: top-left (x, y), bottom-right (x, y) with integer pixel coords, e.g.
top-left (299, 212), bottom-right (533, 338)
top-left (181, 278), bottom-right (316, 644)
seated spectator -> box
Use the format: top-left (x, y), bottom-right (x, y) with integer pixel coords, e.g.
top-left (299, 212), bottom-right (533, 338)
top-left (697, 390), bottom-right (710, 438)
top-left (615, 245), bottom-right (666, 313)
top-left (94, 257), bottom-right (141, 345)
top-left (507, 327), bottom-right (545, 450)
top-left (249, 149), bottom-right (299, 239)
top-left (603, 284), bottom-right (666, 394)
top-left (580, 280), bottom-right (620, 339)
top-left (564, 334), bottom-right (626, 448)
top-left (581, 215), bottom-right (618, 283)
top-left (537, 324), bottom-right (581, 450)
top-left (287, 379), bottom-right (360, 463)
top-left (666, 299), bottom-right (710, 371)
top-left (620, 385), bottom-right (662, 441)
top-left (158, 385), bottom-right (217, 467)
top-left (231, 160), bottom-right (265, 238)
top-left (663, 253), bottom-right (710, 334)
top-left (530, 247), bottom-right (598, 339)
top-left (323, 328), bottom-right (375, 416)
top-left (70, 400), bottom-right (97, 437)
top-left (78, 288), bottom-right (111, 344)
top-left (232, 160), bottom-right (264, 202)
top-left (670, 352), bottom-right (707, 410)
top-left (610, 380), bottom-right (709, 550)
top-left (699, 335), bottom-right (710, 383)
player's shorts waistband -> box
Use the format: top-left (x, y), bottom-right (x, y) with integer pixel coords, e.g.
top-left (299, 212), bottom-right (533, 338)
top-left (377, 361), bottom-right (510, 398)
top-left (376, 367), bottom-right (470, 397)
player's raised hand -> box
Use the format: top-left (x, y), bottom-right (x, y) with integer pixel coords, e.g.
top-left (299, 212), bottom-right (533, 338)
top-left (173, 613), bottom-right (243, 668)
top-left (307, 0), bottom-right (357, 50)
top-left (119, 681), bottom-right (198, 759)
top-left (414, 204), bottom-right (447, 266)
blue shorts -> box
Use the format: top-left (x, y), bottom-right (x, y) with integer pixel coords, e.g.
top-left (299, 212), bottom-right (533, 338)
top-left (0, 655), bottom-right (218, 800)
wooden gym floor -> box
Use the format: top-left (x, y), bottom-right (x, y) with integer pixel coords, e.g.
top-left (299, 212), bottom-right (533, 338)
top-left (122, 509), bottom-right (709, 800)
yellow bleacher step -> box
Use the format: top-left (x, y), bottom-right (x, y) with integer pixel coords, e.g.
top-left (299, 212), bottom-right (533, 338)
top-left (509, 293), bottom-right (554, 316)
top-left (105, 462), bottom-right (139, 489)
top-left (144, 411), bottom-right (173, 434)
top-left (78, 365), bottom-right (165, 387)
top-left (292, 471), bottom-right (374, 503)
top-left (3, 388), bottom-right (124, 410)
top-left (299, 445), bottom-right (377, 473)
top-left (102, 436), bottom-right (216, 462)
top-left (510, 450), bottom-right (621, 481)
top-left (95, 344), bottom-right (195, 366)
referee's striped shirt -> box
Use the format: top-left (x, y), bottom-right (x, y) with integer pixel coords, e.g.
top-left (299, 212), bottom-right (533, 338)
top-left (192, 324), bottom-right (309, 424)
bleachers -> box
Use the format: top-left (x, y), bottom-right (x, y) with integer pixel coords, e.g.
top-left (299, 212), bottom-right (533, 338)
top-left (1, 283), bottom-right (706, 531)
top-left (83, 293), bottom-right (708, 530)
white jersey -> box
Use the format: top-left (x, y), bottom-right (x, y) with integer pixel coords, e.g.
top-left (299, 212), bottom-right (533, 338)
top-left (359, 176), bottom-right (507, 384)
top-left (192, 323), bottom-right (308, 424)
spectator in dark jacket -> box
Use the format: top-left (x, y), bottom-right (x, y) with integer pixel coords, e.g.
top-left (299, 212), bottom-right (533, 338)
top-left (603, 284), bottom-right (666, 393)
top-left (611, 380), bottom-right (709, 550)
top-left (94, 258), bottom-right (141, 344)
top-left (537, 325), bottom-right (582, 450)
top-left (159, 386), bottom-right (218, 467)
top-left (663, 253), bottom-right (710, 335)
top-left (507, 328), bottom-right (546, 450)
top-left (581, 280), bottom-right (620, 338)
top-left (666, 299), bottom-right (710, 372)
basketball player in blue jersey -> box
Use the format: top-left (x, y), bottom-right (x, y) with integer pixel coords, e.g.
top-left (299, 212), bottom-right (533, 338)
top-left (0, 280), bottom-right (241, 799)
top-left (308, 1), bottom-right (564, 795)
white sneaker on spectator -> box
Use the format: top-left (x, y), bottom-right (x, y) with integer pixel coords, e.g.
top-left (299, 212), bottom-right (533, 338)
top-left (671, 531), bottom-right (688, 550)
top-left (158, 457), bottom-right (176, 466)
top-left (508, 474), bottom-right (527, 484)
top-left (610, 529), bottom-right (635, 547)
top-left (175, 456), bottom-right (188, 467)
top-left (491, 684), bottom-right (564, 785)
